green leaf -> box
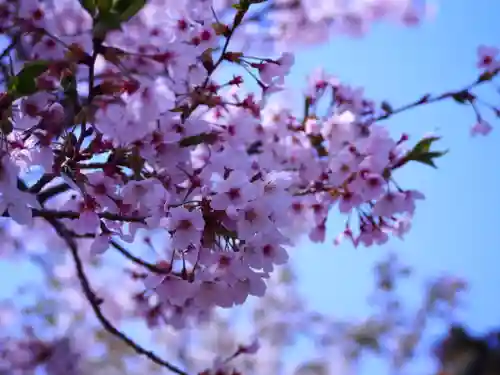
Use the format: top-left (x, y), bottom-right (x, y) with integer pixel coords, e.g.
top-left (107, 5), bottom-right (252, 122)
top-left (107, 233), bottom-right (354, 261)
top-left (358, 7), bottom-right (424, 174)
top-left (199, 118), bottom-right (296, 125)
top-left (113, 0), bottom-right (146, 22)
top-left (18, 61), bottom-right (51, 81)
top-left (93, 11), bottom-right (123, 38)
top-left (100, 11), bottom-right (123, 28)
top-left (411, 155), bottom-right (437, 168)
top-left (8, 60), bottom-right (50, 97)
top-left (411, 136), bottom-right (440, 154)
top-left (405, 137), bottom-right (448, 169)
top-left (96, 0), bottom-right (113, 13)
top-left (417, 150), bottom-right (449, 168)
top-left (7, 77), bottom-right (18, 93)
top-left (79, 0), bottom-right (97, 16)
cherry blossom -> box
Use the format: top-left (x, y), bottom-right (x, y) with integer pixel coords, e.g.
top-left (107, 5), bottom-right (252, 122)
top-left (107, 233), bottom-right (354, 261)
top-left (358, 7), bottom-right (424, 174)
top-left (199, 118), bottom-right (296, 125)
top-left (0, 0), bottom-right (497, 373)
top-left (477, 45), bottom-right (500, 72)
top-left (471, 119), bottom-right (493, 137)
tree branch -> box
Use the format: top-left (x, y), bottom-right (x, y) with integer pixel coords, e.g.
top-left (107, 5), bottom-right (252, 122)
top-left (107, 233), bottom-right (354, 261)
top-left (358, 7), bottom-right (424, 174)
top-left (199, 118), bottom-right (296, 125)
top-left (28, 174), bottom-right (57, 194)
top-left (38, 183), bottom-right (72, 204)
top-left (28, 208), bottom-right (145, 223)
top-left (48, 218), bottom-right (189, 375)
top-left (375, 68), bottom-right (499, 122)
top-left (110, 240), bottom-right (169, 275)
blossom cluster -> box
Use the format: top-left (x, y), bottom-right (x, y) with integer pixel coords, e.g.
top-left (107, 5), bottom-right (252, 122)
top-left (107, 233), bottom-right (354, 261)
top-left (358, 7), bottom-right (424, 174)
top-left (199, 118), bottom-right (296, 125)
top-left (0, 0), bottom-right (440, 327)
top-left (0, 0), bottom-right (497, 373)
top-left (470, 45), bottom-right (500, 136)
top-left (218, 0), bottom-right (431, 49)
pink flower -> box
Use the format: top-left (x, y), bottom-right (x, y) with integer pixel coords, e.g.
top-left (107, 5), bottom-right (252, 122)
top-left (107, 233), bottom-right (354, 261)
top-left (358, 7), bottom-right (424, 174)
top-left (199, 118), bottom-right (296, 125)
top-left (0, 154), bottom-right (20, 189)
top-left (0, 193), bottom-right (35, 225)
top-left (233, 271), bottom-right (266, 302)
top-left (166, 207), bottom-right (204, 249)
top-left (258, 52), bottom-right (295, 86)
top-left (211, 170), bottom-right (258, 211)
top-left (309, 221), bottom-right (326, 243)
top-left (321, 111), bottom-right (356, 143)
top-left (357, 173), bottom-right (386, 200)
top-left (477, 45), bottom-right (500, 71)
top-left (198, 280), bottom-right (235, 308)
top-left (90, 233), bottom-right (111, 256)
top-left (338, 191), bottom-right (363, 213)
top-left (372, 192), bottom-right (407, 217)
top-left (357, 224), bottom-right (389, 247)
top-left (87, 172), bottom-right (119, 210)
top-left (0, 0), bottom-right (471, 337)
top-left (237, 201), bottom-right (273, 240)
top-left (155, 275), bottom-right (197, 307)
top-left (254, 230), bottom-right (290, 267)
top-left (393, 216), bottom-right (412, 239)
top-left (470, 120), bottom-right (492, 137)
top-left (71, 210), bottom-right (100, 236)
top-left (403, 190), bottom-right (425, 215)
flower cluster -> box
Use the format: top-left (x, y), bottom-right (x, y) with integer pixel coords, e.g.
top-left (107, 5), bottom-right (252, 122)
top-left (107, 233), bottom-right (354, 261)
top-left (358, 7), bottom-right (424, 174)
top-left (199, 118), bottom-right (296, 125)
top-left (0, 0), bottom-right (442, 329)
top-left (469, 45), bottom-right (500, 136)
top-left (0, 0), bottom-right (497, 373)
top-left (217, 0), bottom-right (431, 49)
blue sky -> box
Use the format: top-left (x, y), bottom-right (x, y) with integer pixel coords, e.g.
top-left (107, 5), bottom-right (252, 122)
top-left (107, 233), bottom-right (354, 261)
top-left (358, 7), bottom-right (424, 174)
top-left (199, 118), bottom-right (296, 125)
top-left (291, 0), bottom-right (500, 319)
top-left (1, 0), bottom-right (499, 374)
top-left (286, 0), bottom-right (500, 373)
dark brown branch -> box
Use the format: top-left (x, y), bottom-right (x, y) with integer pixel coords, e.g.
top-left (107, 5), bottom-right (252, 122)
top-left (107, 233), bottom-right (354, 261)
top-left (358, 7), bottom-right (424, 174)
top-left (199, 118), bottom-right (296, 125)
top-left (183, 7), bottom-right (249, 121)
top-left (29, 174), bottom-right (57, 194)
top-left (375, 68), bottom-right (499, 122)
top-left (110, 240), bottom-right (169, 274)
top-left (38, 183), bottom-right (72, 204)
top-left (48, 219), bottom-right (189, 375)
top-left (30, 208), bottom-right (145, 223)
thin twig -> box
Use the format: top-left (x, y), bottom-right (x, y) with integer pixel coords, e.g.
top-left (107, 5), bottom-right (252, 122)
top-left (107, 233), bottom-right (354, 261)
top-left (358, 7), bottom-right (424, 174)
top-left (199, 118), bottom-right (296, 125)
top-left (28, 208), bottom-right (145, 223)
top-left (375, 69), bottom-right (499, 122)
top-left (29, 174), bottom-right (56, 194)
top-left (48, 219), bottom-right (189, 375)
top-left (110, 240), bottom-right (169, 274)
top-left (38, 183), bottom-right (72, 204)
